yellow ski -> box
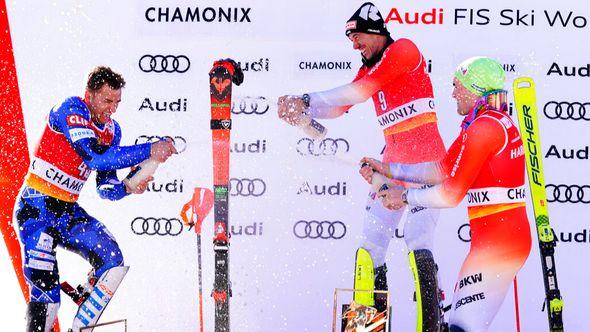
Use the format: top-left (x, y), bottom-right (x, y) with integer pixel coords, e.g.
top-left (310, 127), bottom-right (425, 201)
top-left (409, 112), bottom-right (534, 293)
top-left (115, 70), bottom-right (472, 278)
top-left (353, 247), bottom-right (375, 306)
top-left (514, 77), bottom-right (564, 332)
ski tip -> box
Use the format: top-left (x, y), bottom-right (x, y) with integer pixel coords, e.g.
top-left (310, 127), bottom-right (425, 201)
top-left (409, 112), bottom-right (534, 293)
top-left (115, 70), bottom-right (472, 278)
top-left (513, 77), bottom-right (535, 90)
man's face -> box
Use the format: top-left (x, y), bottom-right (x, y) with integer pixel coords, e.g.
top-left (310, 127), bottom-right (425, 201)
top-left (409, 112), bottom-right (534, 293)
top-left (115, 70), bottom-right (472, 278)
top-left (452, 77), bottom-right (479, 116)
top-left (85, 84), bottom-right (122, 125)
top-left (349, 32), bottom-right (385, 61)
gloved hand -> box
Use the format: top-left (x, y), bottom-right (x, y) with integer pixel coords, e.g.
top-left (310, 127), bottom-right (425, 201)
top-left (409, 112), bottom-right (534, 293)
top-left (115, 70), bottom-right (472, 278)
top-left (277, 95), bottom-right (310, 126)
top-left (218, 58), bottom-right (244, 86)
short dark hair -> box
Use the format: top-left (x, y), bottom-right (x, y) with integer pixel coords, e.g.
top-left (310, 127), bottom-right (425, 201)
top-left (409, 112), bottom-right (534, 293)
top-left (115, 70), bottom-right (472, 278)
top-left (86, 66), bottom-right (126, 91)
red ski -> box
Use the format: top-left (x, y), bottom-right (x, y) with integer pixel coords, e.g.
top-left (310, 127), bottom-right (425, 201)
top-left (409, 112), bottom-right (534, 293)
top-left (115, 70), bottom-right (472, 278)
top-left (208, 59), bottom-right (243, 332)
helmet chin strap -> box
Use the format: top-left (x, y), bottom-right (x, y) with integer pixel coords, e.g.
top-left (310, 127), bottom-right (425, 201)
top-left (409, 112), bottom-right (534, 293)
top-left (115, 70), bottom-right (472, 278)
top-left (461, 89), bottom-right (508, 129)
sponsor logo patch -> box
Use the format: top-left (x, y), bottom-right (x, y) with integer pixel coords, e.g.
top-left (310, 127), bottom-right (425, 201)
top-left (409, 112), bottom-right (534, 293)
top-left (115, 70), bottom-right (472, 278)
top-left (66, 114), bottom-right (89, 127)
top-left (69, 128), bottom-right (96, 142)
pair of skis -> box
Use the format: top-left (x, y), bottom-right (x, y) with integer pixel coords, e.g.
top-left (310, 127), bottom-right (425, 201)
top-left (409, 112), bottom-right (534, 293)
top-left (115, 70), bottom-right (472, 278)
top-left (514, 77), bottom-right (564, 331)
top-left (180, 60), bottom-right (243, 332)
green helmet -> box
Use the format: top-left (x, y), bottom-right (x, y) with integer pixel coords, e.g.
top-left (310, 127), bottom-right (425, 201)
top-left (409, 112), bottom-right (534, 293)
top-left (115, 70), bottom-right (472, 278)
top-left (454, 57), bottom-right (506, 96)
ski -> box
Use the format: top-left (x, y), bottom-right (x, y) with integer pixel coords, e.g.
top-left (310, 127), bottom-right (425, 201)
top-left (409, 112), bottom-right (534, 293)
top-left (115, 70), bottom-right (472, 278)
top-left (513, 77), bottom-right (564, 331)
top-left (209, 59), bottom-right (243, 332)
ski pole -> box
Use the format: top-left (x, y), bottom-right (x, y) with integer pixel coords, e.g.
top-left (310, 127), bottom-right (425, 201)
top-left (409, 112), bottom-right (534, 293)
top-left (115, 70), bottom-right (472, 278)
top-left (514, 276), bottom-right (521, 332)
top-left (181, 187), bottom-right (214, 332)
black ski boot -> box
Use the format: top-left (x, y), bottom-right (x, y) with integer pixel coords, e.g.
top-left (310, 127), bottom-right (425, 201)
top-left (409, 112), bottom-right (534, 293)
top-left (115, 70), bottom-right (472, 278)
top-left (374, 263), bottom-right (388, 313)
top-left (409, 249), bottom-right (440, 332)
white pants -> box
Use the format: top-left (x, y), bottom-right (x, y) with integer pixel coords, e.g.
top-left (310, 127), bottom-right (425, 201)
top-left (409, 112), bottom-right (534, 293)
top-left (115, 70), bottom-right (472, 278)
top-left (360, 190), bottom-right (439, 267)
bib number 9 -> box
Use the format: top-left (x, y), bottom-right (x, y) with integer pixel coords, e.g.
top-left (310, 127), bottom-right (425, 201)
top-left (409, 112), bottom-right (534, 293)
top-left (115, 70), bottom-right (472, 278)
top-left (378, 91), bottom-right (387, 111)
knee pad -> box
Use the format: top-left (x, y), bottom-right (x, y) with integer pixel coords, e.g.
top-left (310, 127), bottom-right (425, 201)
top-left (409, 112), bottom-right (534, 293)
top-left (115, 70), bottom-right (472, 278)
top-left (71, 266), bottom-right (129, 332)
top-left (409, 249), bottom-right (440, 332)
top-left (26, 301), bottom-right (59, 332)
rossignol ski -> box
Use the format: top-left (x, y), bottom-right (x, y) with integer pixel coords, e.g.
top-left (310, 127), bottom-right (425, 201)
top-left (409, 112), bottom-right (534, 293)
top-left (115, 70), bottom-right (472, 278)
top-left (209, 59), bottom-right (243, 332)
top-left (513, 77), bottom-right (564, 331)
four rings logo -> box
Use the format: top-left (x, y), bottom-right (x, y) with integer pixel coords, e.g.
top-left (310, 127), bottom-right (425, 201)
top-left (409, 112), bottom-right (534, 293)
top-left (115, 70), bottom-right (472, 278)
top-left (131, 217), bottom-right (184, 236)
top-left (232, 96), bottom-right (269, 115)
top-left (134, 135), bottom-right (187, 153)
top-left (543, 101), bottom-right (590, 121)
top-left (229, 178), bottom-right (266, 197)
top-left (292, 220), bottom-right (347, 239)
top-left (546, 184), bottom-right (590, 204)
top-left (139, 55), bottom-right (190, 73)
top-left (296, 138), bottom-right (350, 156)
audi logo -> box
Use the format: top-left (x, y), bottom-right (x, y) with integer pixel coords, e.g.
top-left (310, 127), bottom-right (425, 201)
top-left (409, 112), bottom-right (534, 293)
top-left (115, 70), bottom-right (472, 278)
top-left (229, 178), bottom-right (266, 197)
top-left (546, 184), bottom-right (590, 204)
top-left (134, 135), bottom-right (187, 153)
top-left (296, 138), bottom-right (350, 156)
top-left (131, 217), bottom-right (184, 236)
top-left (543, 101), bottom-right (590, 121)
top-left (292, 220), bottom-right (347, 239)
top-left (139, 54), bottom-right (190, 73)
top-left (231, 96), bottom-right (270, 115)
